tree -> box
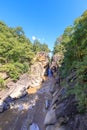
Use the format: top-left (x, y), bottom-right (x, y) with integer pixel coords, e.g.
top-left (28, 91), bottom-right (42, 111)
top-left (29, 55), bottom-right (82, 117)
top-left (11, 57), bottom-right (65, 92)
top-left (0, 21), bottom-right (35, 81)
top-left (33, 39), bottom-right (50, 53)
top-left (41, 43), bottom-right (50, 53)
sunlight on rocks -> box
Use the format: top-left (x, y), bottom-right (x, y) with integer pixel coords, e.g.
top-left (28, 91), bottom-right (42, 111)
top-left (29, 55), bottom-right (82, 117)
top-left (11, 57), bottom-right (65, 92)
top-left (10, 95), bottom-right (39, 111)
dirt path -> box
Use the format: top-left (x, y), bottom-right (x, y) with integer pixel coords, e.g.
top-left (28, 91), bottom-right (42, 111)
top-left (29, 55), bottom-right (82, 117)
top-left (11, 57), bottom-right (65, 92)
top-left (0, 77), bottom-right (55, 130)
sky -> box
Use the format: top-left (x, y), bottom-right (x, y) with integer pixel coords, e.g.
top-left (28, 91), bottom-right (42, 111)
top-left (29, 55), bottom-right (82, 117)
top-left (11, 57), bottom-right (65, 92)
top-left (0, 0), bottom-right (87, 51)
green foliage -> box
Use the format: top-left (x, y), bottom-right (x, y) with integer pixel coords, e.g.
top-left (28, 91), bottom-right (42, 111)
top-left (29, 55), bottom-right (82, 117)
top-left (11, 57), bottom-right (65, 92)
top-left (0, 62), bottom-right (30, 81)
top-left (41, 43), bottom-right (50, 53)
top-left (0, 21), bottom-right (35, 81)
top-left (0, 77), bottom-right (5, 89)
top-left (53, 10), bottom-right (87, 112)
top-left (33, 39), bottom-right (50, 54)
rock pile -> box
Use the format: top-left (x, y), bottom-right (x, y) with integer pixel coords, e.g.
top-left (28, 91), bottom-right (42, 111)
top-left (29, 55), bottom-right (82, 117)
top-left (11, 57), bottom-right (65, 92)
top-left (44, 77), bottom-right (87, 130)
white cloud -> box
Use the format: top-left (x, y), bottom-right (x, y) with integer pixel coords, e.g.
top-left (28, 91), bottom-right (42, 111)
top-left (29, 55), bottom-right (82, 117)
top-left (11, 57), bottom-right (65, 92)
top-left (32, 36), bottom-right (36, 41)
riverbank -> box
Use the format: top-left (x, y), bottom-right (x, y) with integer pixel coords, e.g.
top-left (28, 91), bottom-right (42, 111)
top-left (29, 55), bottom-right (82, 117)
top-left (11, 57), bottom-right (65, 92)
top-left (0, 77), bottom-right (55, 130)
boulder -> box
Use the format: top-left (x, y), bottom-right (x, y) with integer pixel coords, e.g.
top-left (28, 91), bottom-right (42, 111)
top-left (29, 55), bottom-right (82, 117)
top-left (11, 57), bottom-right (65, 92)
top-left (8, 73), bottom-right (30, 98)
top-left (55, 126), bottom-right (66, 130)
top-left (44, 109), bottom-right (57, 125)
top-left (10, 85), bottom-right (27, 99)
top-left (51, 87), bottom-right (67, 106)
top-left (46, 125), bottom-right (55, 130)
top-left (0, 100), bottom-right (10, 113)
top-left (49, 83), bottom-right (56, 94)
top-left (29, 123), bottom-right (40, 130)
top-left (46, 125), bottom-right (66, 130)
top-left (55, 95), bottom-right (77, 120)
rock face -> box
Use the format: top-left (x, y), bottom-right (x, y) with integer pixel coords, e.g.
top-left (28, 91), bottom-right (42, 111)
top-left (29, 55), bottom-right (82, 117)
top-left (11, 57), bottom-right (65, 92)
top-left (35, 51), bottom-right (49, 66)
top-left (51, 53), bottom-right (64, 69)
top-left (44, 77), bottom-right (87, 130)
top-left (29, 51), bottom-right (49, 87)
top-left (30, 62), bottom-right (44, 87)
top-left (0, 51), bottom-right (49, 113)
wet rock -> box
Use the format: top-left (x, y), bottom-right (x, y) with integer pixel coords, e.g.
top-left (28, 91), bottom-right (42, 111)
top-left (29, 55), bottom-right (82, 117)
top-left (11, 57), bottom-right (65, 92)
top-left (55, 95), bottom-right (77, 119)
top-left (0, 100), bottom-right (10, 113)
top-left (4, 96), bottom-right (14, 104)
top-left (46, 124), bottom-right (66, 130)
top-left (46, 125), bottom-right (55, 130)
top-left (45, 99), bottom-right (50, 109)
top-left (51, 87), bottom-right (67, 106)
top-left (29, 123), bottom-right (40, 130)
top-left (0, 96), bottom-right (14, 113)
top-left (49, 83), bottom-right (56, 94)
top-left (44, 109), bottom-right (56, 125)
top-left (3, 102), bottom-right (10, 111)
top-left (9, 101), bottom-right (15, 108)
top-left (55, 126), bottom-right (66, 130)
top-left (0, 100), bottom-right (4, 112)
top-left (52, 89), bottom-right (60, 98)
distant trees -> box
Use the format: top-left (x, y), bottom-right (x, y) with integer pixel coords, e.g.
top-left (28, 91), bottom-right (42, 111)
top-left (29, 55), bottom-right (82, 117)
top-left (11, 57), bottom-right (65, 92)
top-left (33, 39), bottom-right (50, 54)
top-left (53, 10), bottom-right (87, 112)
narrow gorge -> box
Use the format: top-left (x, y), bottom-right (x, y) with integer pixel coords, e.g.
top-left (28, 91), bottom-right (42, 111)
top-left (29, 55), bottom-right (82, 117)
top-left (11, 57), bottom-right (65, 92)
top-left (0, 51), bottom-right (87, 130)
